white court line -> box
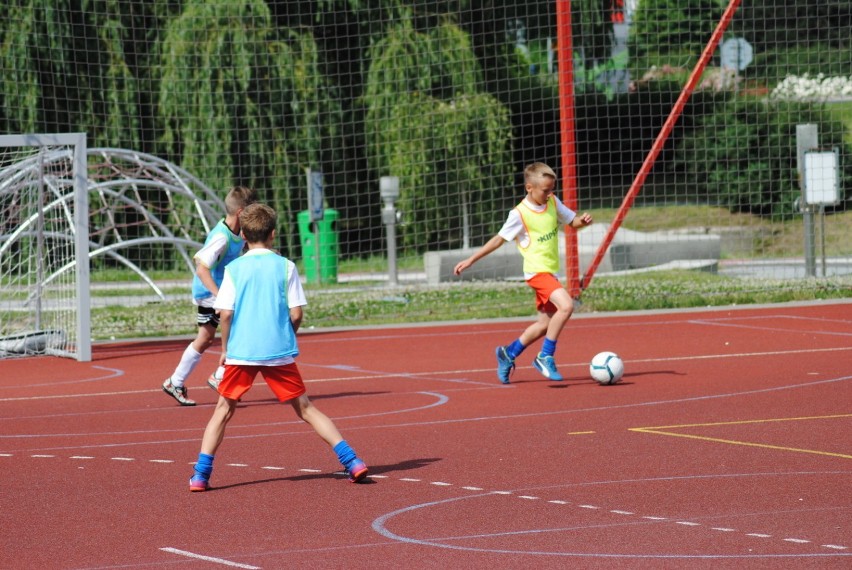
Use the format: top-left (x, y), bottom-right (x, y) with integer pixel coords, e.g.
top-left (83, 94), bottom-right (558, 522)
top-left (5, 347), bottom-right (848, 404)
top-left (160, 547), bottom-right (260, 569)
top-left (9, 452), bottom-right (850, 555)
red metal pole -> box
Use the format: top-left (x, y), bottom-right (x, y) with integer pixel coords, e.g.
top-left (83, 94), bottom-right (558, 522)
top-left (556, 0), bottom-right (581, 299)
top-left (581, 0), bottom-right (743, 291)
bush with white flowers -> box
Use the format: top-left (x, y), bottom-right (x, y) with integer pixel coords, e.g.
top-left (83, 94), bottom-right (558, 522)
top-left (770, 73), bottom-right (852, 102)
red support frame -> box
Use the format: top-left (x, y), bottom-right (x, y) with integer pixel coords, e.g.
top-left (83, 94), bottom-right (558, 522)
top-left (555, 0), bottom-right (581, 299)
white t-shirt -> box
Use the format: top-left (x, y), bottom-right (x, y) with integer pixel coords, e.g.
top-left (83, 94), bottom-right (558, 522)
top-left (214, 248), bottom-right (307, 366)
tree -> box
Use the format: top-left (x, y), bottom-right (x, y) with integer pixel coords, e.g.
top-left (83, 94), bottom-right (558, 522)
top-left (0, 0), bottom-right (142, 149)
top-left (673, 100), bottom-right (852, 219)
top-left (158, 0), bottom-right (342, 252)
top-left (629, 0), bottom-right (724, 62)
top-left (362, 17), bottom-right (514, 250)
top-left (736, 1), bottom-right (851, 49)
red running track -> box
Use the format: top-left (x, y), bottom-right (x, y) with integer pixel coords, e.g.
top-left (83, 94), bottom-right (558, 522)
top-left (1, 301), bottom-right (850, 569)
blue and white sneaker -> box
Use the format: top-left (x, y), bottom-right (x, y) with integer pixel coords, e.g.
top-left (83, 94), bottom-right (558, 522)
top-left (495, 346), bottom-right (515, 384)
top-left (189, 474), bottom-right (209, 492)
top-left (346, 459), bottom-right (369, 483)
top-left (533, 354), bottom-right (563, 381)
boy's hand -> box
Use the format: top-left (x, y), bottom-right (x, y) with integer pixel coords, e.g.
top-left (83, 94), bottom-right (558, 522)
top-left (574, 212), bottom-right (593, 228)
top-left (453, 259), bottom-right (472, 275)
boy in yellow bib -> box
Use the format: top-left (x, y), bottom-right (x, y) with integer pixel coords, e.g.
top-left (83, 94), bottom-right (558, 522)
top-left (453, 162), bottom-right (592, 383)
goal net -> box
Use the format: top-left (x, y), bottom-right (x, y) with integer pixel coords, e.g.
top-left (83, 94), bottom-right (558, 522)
top-left (0, 134), bottom-right (91, 361)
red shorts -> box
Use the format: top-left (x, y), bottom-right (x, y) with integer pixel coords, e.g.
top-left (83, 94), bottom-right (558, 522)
top-left (526, 273), bottom-right (564, 313)
top-left (219, 362), bottom-right (306, 402)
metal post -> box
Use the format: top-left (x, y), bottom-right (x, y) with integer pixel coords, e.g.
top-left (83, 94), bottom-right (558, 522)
top-left (312, 220), bottom-right (321, 282)
top-left (385, 215), bottom-right (398, 286)
top-left (819, 205), bottom-right (827, 277)
top-left (796, 124), bottom-right (818, 277)
top-left (380, 176), bottom-right (400, 286)
top-left (306, 168), bottom-right (324, 284)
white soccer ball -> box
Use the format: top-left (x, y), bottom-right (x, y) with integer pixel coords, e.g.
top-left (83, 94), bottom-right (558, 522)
top-left (589, 351), bottom-right (624, 385)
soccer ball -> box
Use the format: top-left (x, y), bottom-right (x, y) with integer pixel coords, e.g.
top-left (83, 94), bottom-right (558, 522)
top-left (589, 351), bottom-right (624, 385)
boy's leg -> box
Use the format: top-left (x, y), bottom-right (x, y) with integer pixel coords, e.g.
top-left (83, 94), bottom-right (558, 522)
top-left (544, 287), bottom-right (574, 340)
top-left (262, 365), bottom-right (368, 482)
top-left (289, 394), bottom-right (368, 482)
top-left (190, 364), bottom-right (253, 491)
top-left (290, 394), bottom-right (344, 446)
top-left (518, 311), bottom-right (550, 347)
top-left (532, 288), bottom-right (574, 381)
top-left (495, 315), bottom-right (547, 384)
top-left (200, 396), bottom-right (238, 455)
top-left (190, 395), bottom-right (237, 491)
top-left (163, 320), bottom-right (217, 405)
top-left (496, 274), bottom-right (563, 384)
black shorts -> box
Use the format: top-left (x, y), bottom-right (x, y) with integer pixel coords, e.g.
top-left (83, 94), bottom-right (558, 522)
top-left (196, 306), bottom-right (220, 328)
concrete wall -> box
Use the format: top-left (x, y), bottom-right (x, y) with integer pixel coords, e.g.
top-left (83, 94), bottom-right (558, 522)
top-left (424, 223), bottom-right (721, 285)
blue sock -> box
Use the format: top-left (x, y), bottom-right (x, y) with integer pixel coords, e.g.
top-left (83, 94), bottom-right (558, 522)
top-left (506, 339), bottom-right (526, 359)
top-left (194, 453), bottom-right (214, 479)
top-left (333, 440), bottom-right (357, 469)
top-left (540, 338), bottom-right (557, 358)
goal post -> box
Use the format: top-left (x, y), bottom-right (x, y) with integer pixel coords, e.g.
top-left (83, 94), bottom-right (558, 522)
top-left (0, 133), bottom-right (91, 361)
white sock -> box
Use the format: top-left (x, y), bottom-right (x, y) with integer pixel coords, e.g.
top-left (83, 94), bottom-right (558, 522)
top-left (170, 344), bottom-right (202, 387)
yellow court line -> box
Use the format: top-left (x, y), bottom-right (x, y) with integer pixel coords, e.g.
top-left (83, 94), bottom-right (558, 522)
top-left (630, 414), bottom-right (852, 460)
top-left (633, 413), bottom-right (852, 431)
top-left (567, 431), bottom-right (596, 435)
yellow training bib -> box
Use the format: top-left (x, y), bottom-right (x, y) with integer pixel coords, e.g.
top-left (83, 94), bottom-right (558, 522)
top-left (515, 196), bottom-right (559, 274)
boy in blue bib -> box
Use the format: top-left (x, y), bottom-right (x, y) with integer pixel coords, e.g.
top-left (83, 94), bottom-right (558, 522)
top-left (189, 203), bottom-right (368, 491)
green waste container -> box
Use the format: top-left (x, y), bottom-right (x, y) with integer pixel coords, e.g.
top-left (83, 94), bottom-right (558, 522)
top-left (297, 209), bottom-right (339, 284)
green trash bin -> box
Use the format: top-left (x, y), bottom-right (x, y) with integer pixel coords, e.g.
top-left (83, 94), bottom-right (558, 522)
top-left (297, 209), bottom-right (339, 284)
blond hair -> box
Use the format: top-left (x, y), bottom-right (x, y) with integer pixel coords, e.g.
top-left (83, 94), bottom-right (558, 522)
top-left (524, 162), bottom-right (557, 186)
top-left (223, 186), bottom-right (258, 216)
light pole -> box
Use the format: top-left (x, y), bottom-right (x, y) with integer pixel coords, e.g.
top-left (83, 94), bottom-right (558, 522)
top-left (380, 176), bottom-right (400, 286)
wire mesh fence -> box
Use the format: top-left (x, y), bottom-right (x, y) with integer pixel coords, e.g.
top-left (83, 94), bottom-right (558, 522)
top-left (1, 1), bottom-right (849, 340)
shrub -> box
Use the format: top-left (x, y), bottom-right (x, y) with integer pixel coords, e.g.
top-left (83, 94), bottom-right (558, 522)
top-left (672, 99), bottom-right (851, 219)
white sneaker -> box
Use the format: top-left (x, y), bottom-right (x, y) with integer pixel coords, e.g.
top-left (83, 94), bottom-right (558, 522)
top-left (162, 378), bottom-right (196, 406)
top-left (207, 374), bottom-right (221, 392)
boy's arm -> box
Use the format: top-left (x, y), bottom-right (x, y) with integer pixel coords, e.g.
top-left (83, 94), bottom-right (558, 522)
top-left (195, 262), bottom-right (219, 297)
top-left (217, 309), bottom-right (233, 367)
top-left (453, 234), bottom-right (506, 275)
top-left (193, 232), bottom-right (229, 297)
top-left (569, 212), bottom-right (593, 229)
top-left (289, 306), bottom-right (303, 333)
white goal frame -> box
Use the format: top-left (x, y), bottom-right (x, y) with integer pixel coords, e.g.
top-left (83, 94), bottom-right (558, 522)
top-left (0, 133), bottom-right (91, 361)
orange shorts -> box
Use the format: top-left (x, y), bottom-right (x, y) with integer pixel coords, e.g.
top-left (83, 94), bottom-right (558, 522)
top-left (527, 273), bottom-right (564, 313)
top-left (219, 362), bottom-right (306, 402)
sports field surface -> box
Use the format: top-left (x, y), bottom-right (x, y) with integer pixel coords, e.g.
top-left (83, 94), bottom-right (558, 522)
top-left (2, 300), bottom-right (850, 569)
